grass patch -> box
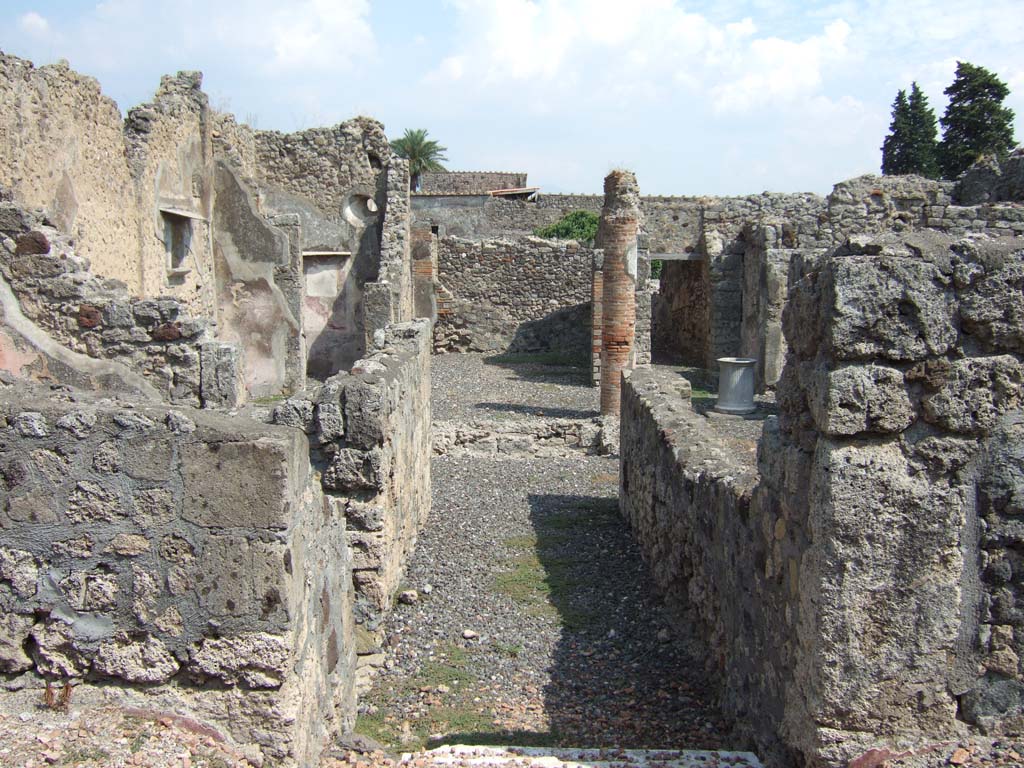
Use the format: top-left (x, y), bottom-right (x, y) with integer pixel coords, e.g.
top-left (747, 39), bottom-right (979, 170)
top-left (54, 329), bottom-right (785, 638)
top-left (60, 746), bottom-right (111, 765)
top-left (495, 499), bottom-right (618, 629)
top-left (251, 393), bottom-right (287, 405)
top-left (355, 641), bottom-right (483, 750)
top-left (491, 640), bottom-right (523, 658)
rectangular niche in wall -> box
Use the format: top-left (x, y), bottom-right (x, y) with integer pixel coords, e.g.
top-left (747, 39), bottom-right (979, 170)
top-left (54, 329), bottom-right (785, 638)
top-left (302, 251), bottom-right (359, 380)
top-left (160, 208), bottom-right (203, 279)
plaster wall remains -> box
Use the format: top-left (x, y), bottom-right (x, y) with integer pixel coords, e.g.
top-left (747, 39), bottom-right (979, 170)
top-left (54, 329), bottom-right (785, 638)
top-left (620, 230), bottom-right (1024, 767)
top-left (0, 199), bottom-right (240, 408)
top-left (418, 171), bottom-right (528, 195)
top-left (0, 53), bottom-right (415, 398)
top-left (124, 71), bottom-right (217, 317)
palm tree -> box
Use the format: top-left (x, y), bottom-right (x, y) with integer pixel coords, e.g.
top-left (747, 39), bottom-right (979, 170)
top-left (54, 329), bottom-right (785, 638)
top-left (391, 129), bottom-right (448, 191)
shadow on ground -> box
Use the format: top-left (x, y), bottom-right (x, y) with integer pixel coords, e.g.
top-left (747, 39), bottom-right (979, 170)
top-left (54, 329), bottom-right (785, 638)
top-left (433, 492), bottom-right (731, 751)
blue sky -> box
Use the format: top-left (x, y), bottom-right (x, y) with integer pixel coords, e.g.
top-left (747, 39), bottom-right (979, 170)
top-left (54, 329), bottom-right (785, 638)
top-left (2, 1), bottom-right (1023, 195)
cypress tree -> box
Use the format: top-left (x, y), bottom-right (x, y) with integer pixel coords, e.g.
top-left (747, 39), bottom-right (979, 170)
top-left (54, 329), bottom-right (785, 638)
top-left (938, 61), bottom-right (1016, 179)
top-left (881, 83), bottom-right (939, 177)
top-left (905, 82), bottom-right (940, 179)
top-left (881, 89), bottom-right (911, 175)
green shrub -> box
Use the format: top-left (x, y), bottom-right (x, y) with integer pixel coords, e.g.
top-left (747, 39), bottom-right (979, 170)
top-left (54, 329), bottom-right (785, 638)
top-left (535, 210), bottom-right (599, 242)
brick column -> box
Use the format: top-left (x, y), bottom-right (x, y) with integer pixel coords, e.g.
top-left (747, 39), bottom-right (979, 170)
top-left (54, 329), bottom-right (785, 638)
top-left (590, 249), bottom-right (604, 387)
top-left (598, 170), bottom-right (641, 415)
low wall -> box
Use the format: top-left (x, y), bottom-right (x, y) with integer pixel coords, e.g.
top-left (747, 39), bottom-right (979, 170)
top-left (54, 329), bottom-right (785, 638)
top-left (0, 319), bottom-right (432, 765)
top-left (0, 386), bottom-right (353, 766)
top-left (272, 318), bottom-right (432, 690)
top-left (621, 231), bottom-right (1024, 766)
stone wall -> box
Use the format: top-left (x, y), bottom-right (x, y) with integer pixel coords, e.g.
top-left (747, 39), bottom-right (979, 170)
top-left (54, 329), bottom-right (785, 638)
top-left (362, 159), bottom-right (415, 354)
top-left (434, 235), bottom-right (594, 357)
top-left (0, 53), bottom-right (414, 395)
top-left (124, 71), bottom-right (218, 317)
top-left (271, 319), bottom-right (432, 691)
top-left (255, 120), bottom-right (389, 216)
top-left (0, 200), bottom-right (240, 408)
top-left (0, 383), bottom-right (352, 766)
top-left (412, 193), bottom-right (702, 253)
top-left (418, 171), bottom-right (527, 195)
top-left (0, 56), bottom-right (140, 293)
top-left (0, 316), bottom-right (431, 764)
top-left (620, 230), bottom-right (1024, 767)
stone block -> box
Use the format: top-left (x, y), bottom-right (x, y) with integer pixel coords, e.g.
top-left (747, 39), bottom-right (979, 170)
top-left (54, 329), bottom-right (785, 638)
top-left (826, 256), bottom-right (957, 361)
top-left (0, 613), bottom-right (33, 672)
top-left (182, 437), bottom-right (297, 529)
top-left (192, 536), bottom-right (290, 625)
top-left (342, 378), bottom-right (385, 449)
top-left (806, 439), bottom-right (963, 733)
top-left (66, 480), bottom-right (122, 523)
top-left (322, 447), bottom-right (385, 492)
top-left (922, 356), bottom-right (1022, 434)
top-left (807, 364), bottom-right (915, 436)
top-left (190, 632), bottom-right (291, 688)
top-left (94, 635), bottom-right (179, 683)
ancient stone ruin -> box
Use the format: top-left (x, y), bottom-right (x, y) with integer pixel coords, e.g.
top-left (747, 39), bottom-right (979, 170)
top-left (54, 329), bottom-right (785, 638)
top-left (0, 51), bottom-right (1023, 767)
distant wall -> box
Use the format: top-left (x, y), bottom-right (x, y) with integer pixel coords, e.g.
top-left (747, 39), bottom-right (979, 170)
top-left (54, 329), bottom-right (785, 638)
top-left (412, 193), bottom-right (703, 253)
top-left (418, 171), bottom-right (527, 195)
top-left (434, 235), bottom-right (593, 357)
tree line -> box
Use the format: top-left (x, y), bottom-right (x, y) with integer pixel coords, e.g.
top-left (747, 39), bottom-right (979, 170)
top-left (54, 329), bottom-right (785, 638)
top-left (882, 61), bottom-right (1016, 180)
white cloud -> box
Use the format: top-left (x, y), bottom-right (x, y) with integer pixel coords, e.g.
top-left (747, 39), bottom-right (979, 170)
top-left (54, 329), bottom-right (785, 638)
top-left (429, 0), bottom-right (851, 115)
top-left (17, 11), bottom-right (50, 38)
top-left (711, 20), bottom-right (850, 112)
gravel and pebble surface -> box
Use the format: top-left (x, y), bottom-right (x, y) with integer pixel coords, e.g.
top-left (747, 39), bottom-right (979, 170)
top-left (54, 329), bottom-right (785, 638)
top-left (358, 354), bottom-right (733, 753)
top-left (430, 355), bottom-right (598, 423)
top-left (356, 453), bottom-right (732, 752)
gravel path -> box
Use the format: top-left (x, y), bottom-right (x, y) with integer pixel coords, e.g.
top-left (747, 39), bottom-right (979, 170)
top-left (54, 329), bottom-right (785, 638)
top-left (356, 454), bottom-right (731, 752)
top-left (430, 354), bottom-right (598, 423)
top-left (358, 354), bottom-right (731, 752)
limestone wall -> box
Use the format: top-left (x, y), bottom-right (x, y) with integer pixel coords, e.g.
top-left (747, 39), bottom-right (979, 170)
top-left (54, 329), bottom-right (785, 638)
top-left (0, 385), bottom-right (353, 766)
top-left (418, 171), bottom-right (527, 195)
top-left (620, 230), bottom-right (1024, 766)
top-left (434, 235), bottom-right (594, 357)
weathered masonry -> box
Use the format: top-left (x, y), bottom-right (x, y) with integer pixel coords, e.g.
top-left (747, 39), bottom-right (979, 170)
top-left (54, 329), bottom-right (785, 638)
top-left (621, 226), bottom-right (1024, 766)
top-left (416, 162), bottom-right (1024, 390)
top-left (0, 53), bottom-right (429, 767)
